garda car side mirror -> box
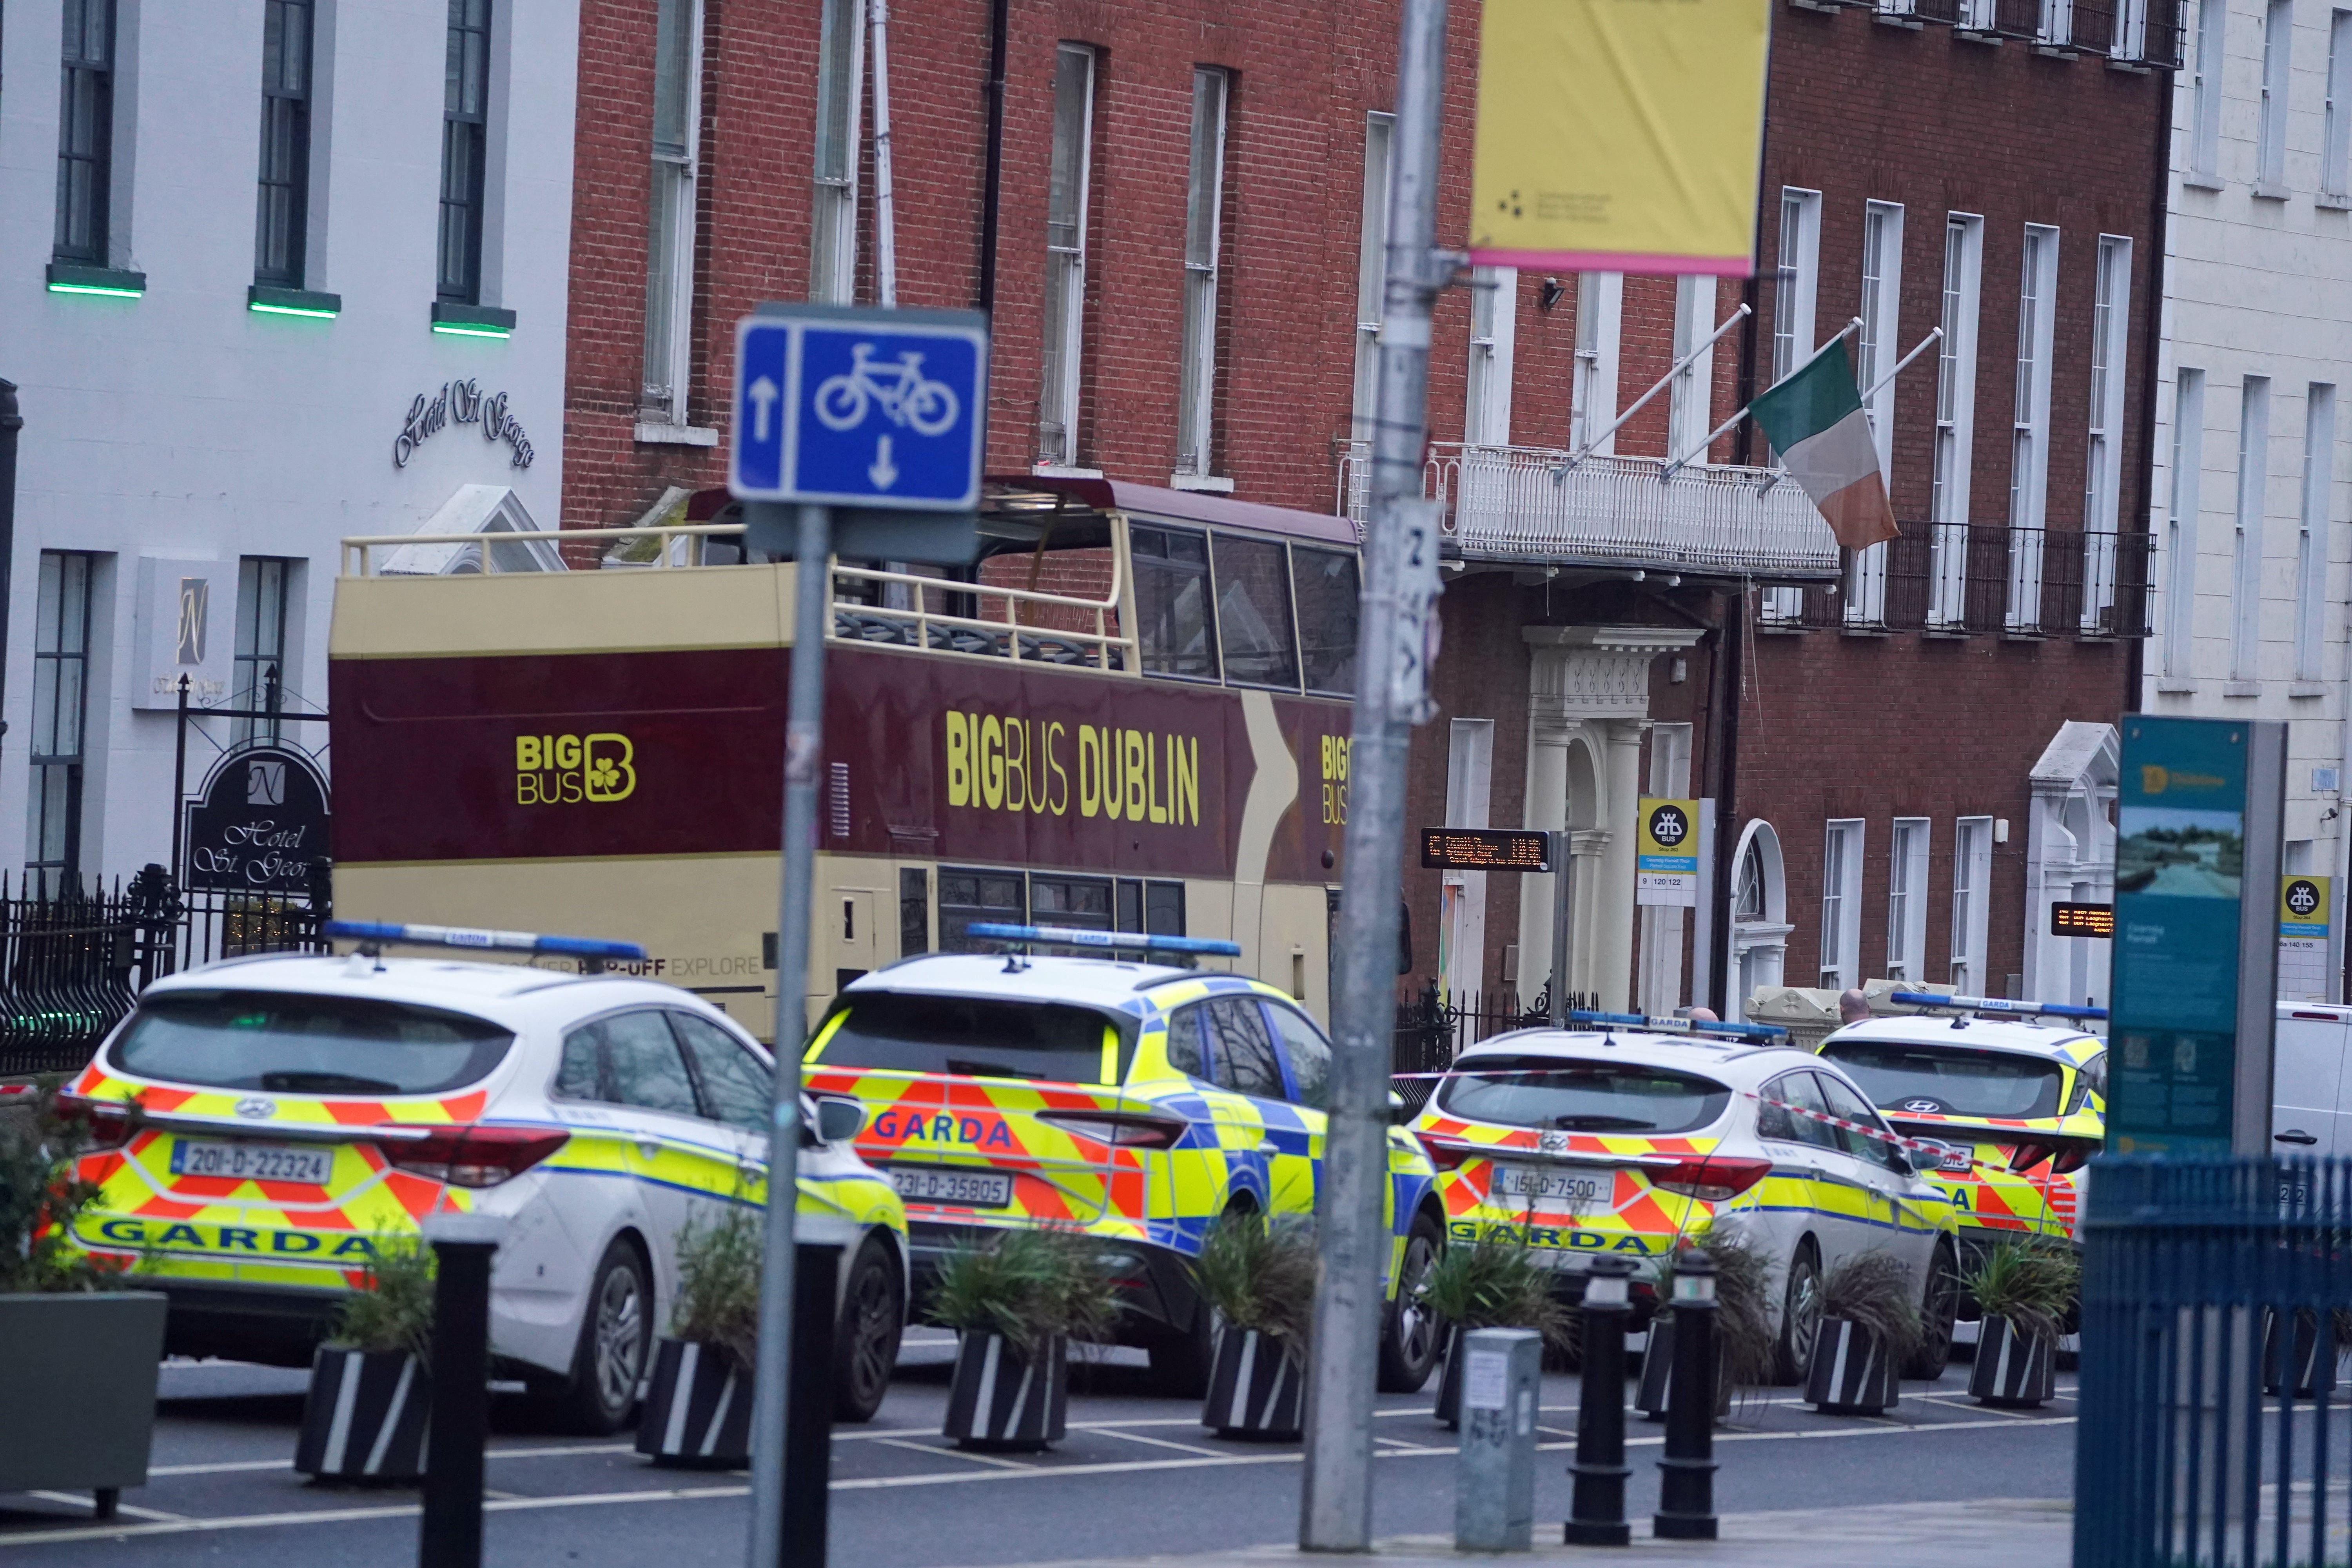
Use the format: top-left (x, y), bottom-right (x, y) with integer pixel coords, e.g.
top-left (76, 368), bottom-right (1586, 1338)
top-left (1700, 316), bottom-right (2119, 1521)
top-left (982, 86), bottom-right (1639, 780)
top-left (813, 1096), bottom-right (866, 1145)
top-left (1388, 1089), bottom-right (1410, 1125)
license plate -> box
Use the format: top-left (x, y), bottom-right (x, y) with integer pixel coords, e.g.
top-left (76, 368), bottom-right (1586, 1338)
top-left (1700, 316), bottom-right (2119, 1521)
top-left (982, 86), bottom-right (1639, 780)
top-left (1914, 1139), bottom-right (1975, 1174)
top-left (890, 1166), bottom-right (1014, 1209)
top-left (170, 1138), bottom-right (334, 1186)
top-left (1489, 1163), bottom-right (1609, 1212)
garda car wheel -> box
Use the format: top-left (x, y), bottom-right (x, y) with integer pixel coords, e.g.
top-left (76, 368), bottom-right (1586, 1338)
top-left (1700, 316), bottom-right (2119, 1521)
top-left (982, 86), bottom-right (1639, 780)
top-left (1771, 1240), bottom-right (1823, 1387)
top-left (1376, 1209), bottom-right (1446, 1393)
top-left (1146, 1306), bottom-right (1216, 1398)
top-left (833, 1234), bottom-right (904, 1423)
top-left (551, 1240), bottom-right (652, 1435)
top-left (1905, 1238), bottom-right (1960, 1379)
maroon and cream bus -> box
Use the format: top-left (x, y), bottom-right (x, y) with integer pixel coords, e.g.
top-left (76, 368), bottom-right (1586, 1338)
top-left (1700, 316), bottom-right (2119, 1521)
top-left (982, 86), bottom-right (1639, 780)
top-left (329, 477), bottom-right (1363, 1040)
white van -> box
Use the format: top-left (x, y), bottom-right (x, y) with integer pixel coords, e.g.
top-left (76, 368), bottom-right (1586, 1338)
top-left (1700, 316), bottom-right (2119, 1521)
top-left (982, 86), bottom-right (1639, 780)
top-left (2272, 1002), bottom-right (2352, 1154)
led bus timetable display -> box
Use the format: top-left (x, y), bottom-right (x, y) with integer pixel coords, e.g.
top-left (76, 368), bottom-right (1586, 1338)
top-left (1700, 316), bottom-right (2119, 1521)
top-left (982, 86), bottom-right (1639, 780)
top-left (1420, 828), bottom-right (1552, 872)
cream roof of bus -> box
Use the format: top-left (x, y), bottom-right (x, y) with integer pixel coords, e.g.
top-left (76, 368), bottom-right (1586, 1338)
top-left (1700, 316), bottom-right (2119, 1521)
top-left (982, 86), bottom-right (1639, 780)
top-left (989, 475), bottom-right (1363, 550)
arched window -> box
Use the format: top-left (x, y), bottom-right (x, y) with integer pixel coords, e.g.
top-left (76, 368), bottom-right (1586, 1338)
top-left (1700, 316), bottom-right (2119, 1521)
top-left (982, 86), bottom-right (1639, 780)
top-left (1728, 819), bottom-right (1791, 1022)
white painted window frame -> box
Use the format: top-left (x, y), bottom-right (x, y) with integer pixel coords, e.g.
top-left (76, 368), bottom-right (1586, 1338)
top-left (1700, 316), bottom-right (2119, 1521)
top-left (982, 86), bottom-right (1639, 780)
top-left (2191, 0), bottom-right (2226, 180)
top-left (1175, 67), bottom-right (1230, 482)
top-left (1668, 275), bottom-right (1718, 465)
top-left (2083, 235), bottom-right (2132, 629)
top-left (1038, 44), bottom-right (1098, 470)
top-left (2165, 368), bottom-right (2208, 677)
top-left (2298, 385), bottom-right (2336, 681)
top-left (2007, 225), bottom-right (2060, 630)
top-left (1820, 819), bottom-right (1865, 991)
top-left (1930, 214), bottom-right (1984, 627)
top-left (1465, 266), bottom-right (1518, 447)
top-left (1952, 816), bottom-right (1994, 993)
top-left (642, 0), bottom-right (705, 425)
top-left (1888, 816), bottom-right (1931, 982)
top-left (2259, 0), bottom-right (2295, 192)
top-left (1571, 272), bottom-right (1623, 455)
top-left (808, 0), bottom-right (864, 305)
top-left (1352, 112), bottom-right (1395, 444)
top-left (1849, 202), bottom-right (1904, 626)
top-left (2328, 11), bottom-right (2352, 201)
top-left (2233, 376), bottom-right (2272, 682)
top-left (1771, 188), bottom-right (1822, 390)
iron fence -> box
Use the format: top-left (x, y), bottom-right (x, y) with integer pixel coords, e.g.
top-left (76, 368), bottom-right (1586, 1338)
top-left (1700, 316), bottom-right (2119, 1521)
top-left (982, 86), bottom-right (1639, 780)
top-left (1761, 523), bottom-right (2152, 638)
top-left (1391, 983), bottom-right (1595, 1113)
top-left (0, 865), bottom-right (330, 1078)
top-left (2076, 1156), bottom-right (2352, 1568)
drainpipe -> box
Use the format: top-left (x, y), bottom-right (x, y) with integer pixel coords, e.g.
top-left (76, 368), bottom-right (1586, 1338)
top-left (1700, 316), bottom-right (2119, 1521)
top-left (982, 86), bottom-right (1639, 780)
top-left (1706, 585), bottom-right (1745, 1018)
top-left (0, 381), bottom-right (18, 768)
top-left (868, 0), bottom-right (899, 306)
top-left (976, 0), bottom-right (1009, 316)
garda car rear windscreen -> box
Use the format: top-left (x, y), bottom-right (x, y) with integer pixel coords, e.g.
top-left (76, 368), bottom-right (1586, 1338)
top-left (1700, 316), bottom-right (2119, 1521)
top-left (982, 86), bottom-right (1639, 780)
top-left (1820, 1040), bottom-right (2065, 1120)
top-left (110, 991), bottom-right (515, 1095)
top-left (817, 993), bottom-right (1129, 1085)
top-left (1437, 1056), bottom-right (1731, 1135)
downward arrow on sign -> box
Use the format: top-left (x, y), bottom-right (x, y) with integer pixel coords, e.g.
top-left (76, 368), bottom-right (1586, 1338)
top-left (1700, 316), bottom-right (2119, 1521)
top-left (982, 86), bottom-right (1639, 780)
top-left (869, 434), bottom-right (899, 490)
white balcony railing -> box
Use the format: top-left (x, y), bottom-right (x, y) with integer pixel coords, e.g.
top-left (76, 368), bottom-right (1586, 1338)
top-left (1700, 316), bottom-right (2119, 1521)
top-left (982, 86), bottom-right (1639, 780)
top-left (1336, 442), bottom-right (1840, 581)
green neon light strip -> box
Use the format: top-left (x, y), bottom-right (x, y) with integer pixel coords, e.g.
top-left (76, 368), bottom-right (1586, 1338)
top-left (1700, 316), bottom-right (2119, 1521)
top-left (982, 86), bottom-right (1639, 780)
top-left (250, 301), bottom-right (338, 319)
top-left (430, 321), bottom-right (511, 338)
top-left (48, 281), bottom-right (144, 298)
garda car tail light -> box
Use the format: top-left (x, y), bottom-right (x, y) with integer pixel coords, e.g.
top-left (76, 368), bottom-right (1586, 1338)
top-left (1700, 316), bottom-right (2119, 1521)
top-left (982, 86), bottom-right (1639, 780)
top-left (381, 1125), bottom-right (569, 1188)
top-left (2048, 1143), bottom-right (2093, 1176)
top-left (1650, 1156), bottom-right (1771, 1202)
top-left (1034, 1111), bottom-right (1187, 1149)
top-left (2007, 1141), bottom-right (2055, 1174)
top-left (1415, 1135), bottom-right (1480, 1172)
top-left (53, 1091), bottom-right (136, 1151)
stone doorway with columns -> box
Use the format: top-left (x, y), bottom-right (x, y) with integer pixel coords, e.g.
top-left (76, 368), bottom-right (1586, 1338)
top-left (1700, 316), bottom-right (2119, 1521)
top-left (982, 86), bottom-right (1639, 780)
top-left (1514, 624), bottom-right (1706, 1014)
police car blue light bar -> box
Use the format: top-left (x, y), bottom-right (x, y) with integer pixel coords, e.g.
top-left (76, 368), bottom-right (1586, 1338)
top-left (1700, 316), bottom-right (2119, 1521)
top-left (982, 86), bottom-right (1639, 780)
top-left (1887, 989), bottom-right (2108, 1022)
top-left (1567, 1008), bottom-right (1789, 1043)
top-left (323, 920), bottom-right (648, 962)
top-left (964, 923), bottom-right (1243, 958)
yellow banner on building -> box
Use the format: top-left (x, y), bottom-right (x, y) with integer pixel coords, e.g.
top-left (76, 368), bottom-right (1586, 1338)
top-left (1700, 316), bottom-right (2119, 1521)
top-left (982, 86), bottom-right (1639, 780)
top-left (1468, 0), bottom-right (1771, 276)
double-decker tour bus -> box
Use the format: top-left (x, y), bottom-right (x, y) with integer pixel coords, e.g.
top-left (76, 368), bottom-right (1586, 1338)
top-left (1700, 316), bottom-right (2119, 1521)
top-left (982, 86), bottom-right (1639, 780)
top-left (328, 477), bottom-right (1366, 1042)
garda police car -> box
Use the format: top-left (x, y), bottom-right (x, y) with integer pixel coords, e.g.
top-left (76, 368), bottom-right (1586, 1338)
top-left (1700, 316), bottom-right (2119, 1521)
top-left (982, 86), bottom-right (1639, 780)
top-left (801, 926), bottom-right (1447, 1396)
top-left (1412, 1011), bottom-right (1959, 1382)
top-left (1817, 991), bottom-right (2105, 1257)
top-left (57, 922), bottom-right (909, 1432)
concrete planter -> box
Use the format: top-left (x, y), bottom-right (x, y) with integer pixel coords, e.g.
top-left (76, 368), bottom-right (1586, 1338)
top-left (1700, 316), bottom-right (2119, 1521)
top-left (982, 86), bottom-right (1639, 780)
top-left (1968, 1316), bottom-right (2057, 1408)
top-left (0, 1291), bottom-right (167, 1518)
top-left (637, 1339), bottom-right (753, 1467)
top-left (1634, 1314), bottom-right (1733, 1419)
top-left (1804, 1317), bottom-right (1902, 1414)
top-left (1203, 1326), bottom-right (1304, 1440)
top-left (942, 1331), bottom-right (1065, 1452)
top-left (295, 1347), bottom-right (430, 1481)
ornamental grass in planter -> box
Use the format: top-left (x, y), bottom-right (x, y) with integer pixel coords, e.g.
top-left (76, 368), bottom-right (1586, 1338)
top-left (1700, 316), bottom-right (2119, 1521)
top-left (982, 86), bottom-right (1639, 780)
top-left (640, 1205), bottom-right (761, 1467)
top-left (928, 1227), bottom-right (1120, 1451)
top-left (1191, 1212), bottom-right (1318, 1439)
top-left (1964, 1238), bottom-right (2078, 1409)
top-left (1637, 1230), bottom-right (1775, 1419)
top-left (1805, 1251), bottom-right (1923, 1415)
top-left (1418, 1231), bottom-right (1573, 1430)
top-left (297, 1235), bottom-right (435, 1481)
top-left (0, 1083), bottom-right (165, 1520)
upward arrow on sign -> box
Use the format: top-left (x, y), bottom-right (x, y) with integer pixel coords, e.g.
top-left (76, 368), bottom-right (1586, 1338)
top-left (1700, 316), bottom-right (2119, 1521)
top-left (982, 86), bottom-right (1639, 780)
top-left (747, 376), bottom-right (779, 442)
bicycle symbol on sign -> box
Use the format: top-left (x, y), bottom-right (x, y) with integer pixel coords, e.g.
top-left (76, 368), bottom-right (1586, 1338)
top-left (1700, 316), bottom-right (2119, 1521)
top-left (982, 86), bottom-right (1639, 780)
top-left (813, 343), bottom-right (960, 437)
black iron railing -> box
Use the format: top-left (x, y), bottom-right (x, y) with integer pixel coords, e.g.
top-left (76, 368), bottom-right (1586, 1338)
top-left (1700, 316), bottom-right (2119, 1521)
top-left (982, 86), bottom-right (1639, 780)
top-left (2076, 1156), bottom-right (2352, 1568)
top-left (1391, 983), bottom-right (1594, 1114)
top-left (1761, 524), bottom-right (2152, 638)
top-left (0, 864), bottom-right (330, 1078)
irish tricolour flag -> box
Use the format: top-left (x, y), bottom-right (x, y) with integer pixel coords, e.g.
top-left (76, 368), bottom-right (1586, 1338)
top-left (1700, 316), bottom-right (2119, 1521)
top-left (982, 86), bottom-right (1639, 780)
top-left (1748, 338), bottom-right (1899, 551)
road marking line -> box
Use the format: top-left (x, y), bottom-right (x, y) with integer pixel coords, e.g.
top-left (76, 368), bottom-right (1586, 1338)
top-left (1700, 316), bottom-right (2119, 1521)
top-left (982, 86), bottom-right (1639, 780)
top-left (870, 1437), bottom-right (1032, 1470)
top-left (1091, 1429), bottom-right (1230, 1459)
top-left (26, 1494), bottom-right (184, 1523)
top-left (0, 1411), bottom-right (2082, 1547)
top-left (147, 1442), bottom-right (636, 1478)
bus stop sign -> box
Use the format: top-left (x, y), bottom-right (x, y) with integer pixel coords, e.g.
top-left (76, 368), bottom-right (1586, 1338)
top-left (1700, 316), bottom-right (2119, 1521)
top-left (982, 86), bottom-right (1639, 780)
top-left (730, 304), bottom-right (987, 511)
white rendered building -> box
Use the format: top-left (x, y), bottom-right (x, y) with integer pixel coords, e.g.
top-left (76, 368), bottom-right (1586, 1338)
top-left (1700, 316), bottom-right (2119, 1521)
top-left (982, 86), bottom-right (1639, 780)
top-left (2148, 0), bottom-right (2352, 996)
top-left (0, 0), bottom-right (576, 889)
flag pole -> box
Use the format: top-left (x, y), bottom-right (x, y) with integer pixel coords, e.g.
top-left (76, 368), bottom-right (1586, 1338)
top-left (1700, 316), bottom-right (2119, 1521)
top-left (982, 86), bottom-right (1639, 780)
top-left (1663, 317), bottom-right (1862, 483)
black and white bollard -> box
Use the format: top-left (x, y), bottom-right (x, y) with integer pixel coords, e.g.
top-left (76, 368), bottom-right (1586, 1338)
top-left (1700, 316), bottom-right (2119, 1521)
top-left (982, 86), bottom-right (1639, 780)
top-left (419, 1212), bottom-right (501, 1568)
top-left (1566, 1257), bottom-right (1634, 1546)
top-left (1454, 1328), bottom-right (1541, 1551)
top-left (1653, 1250), bottom-right (1718, 1542)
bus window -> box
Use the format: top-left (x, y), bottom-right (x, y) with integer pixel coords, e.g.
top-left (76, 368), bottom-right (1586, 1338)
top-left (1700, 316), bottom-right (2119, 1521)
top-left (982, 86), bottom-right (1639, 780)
top-left (1212, 534), bottom-right (1300, 689)
top-left (1293, 546), bottom-right (1360, 695)
top-left (940, 867), bottom-right (1024, 952)
top-left (1032, 873), bottom-right (1114, 932)
top-left (900, 868), bottom-right (929, 956)
top-left (1116, 877), bottom-right (1187, 935)
top-left (1133, 524), bottom-right (1218, 680)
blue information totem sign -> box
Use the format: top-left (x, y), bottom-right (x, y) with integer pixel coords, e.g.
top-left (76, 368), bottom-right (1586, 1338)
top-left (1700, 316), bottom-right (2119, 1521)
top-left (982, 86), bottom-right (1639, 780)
top-left (730, 304), bottom-right (987, 511)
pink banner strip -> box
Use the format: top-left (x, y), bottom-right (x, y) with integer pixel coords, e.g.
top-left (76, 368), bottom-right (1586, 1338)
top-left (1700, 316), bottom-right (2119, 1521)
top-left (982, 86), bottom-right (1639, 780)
top-left (1466, 247), bottom-right (1755, 278)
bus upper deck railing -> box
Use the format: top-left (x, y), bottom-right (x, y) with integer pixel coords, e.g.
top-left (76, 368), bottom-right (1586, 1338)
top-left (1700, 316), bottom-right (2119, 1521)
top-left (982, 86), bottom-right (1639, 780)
top-left (338, 524), bottom-right (1144, 672)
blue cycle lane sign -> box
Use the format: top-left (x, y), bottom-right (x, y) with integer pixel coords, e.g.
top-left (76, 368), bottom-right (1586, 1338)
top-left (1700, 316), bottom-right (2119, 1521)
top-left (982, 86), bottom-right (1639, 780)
top-left (729, 304), bottom-right (987, 511)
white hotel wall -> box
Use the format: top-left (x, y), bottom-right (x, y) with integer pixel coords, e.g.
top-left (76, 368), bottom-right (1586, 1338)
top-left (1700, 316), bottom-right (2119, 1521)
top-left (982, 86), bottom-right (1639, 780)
top-left (0, 0), bottom-right (577, 883)
top-left (2147, 0), bottom-right (2352, 973)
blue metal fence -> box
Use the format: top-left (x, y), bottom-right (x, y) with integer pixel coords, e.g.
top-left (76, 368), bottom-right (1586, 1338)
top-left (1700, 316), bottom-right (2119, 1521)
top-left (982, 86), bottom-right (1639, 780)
top-left (2077, 1157), bottom-right (2352, 1568)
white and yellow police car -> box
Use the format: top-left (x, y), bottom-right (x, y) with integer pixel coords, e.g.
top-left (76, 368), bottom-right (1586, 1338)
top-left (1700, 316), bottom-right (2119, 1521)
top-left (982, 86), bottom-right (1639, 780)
top-left (56, 923), bottom-right (909, 1431)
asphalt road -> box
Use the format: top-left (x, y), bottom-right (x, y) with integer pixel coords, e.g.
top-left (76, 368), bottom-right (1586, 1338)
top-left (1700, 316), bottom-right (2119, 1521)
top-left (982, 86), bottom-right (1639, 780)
top-left (0, 1334), bottom-right (2080, 1567)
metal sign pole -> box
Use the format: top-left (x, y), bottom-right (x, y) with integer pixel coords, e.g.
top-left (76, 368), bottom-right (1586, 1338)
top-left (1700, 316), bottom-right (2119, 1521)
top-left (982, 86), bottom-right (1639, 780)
top-left (746, 503), bottom-right (829, 1568)
top-left (1299, 0), bottom-right (1450, 1544)
top-left (1550, 831), bottom-right (1574, 1027)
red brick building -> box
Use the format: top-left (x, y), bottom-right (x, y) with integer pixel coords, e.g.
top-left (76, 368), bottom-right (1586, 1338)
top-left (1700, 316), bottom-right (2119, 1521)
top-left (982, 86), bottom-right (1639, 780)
top-left (558, 0), bottom-right (2172, 1022)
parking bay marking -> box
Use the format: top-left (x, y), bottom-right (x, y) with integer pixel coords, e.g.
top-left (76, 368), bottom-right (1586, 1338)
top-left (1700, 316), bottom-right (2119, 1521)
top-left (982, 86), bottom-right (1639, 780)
top-left (0, 1416), bottom-right (2080, 1548)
